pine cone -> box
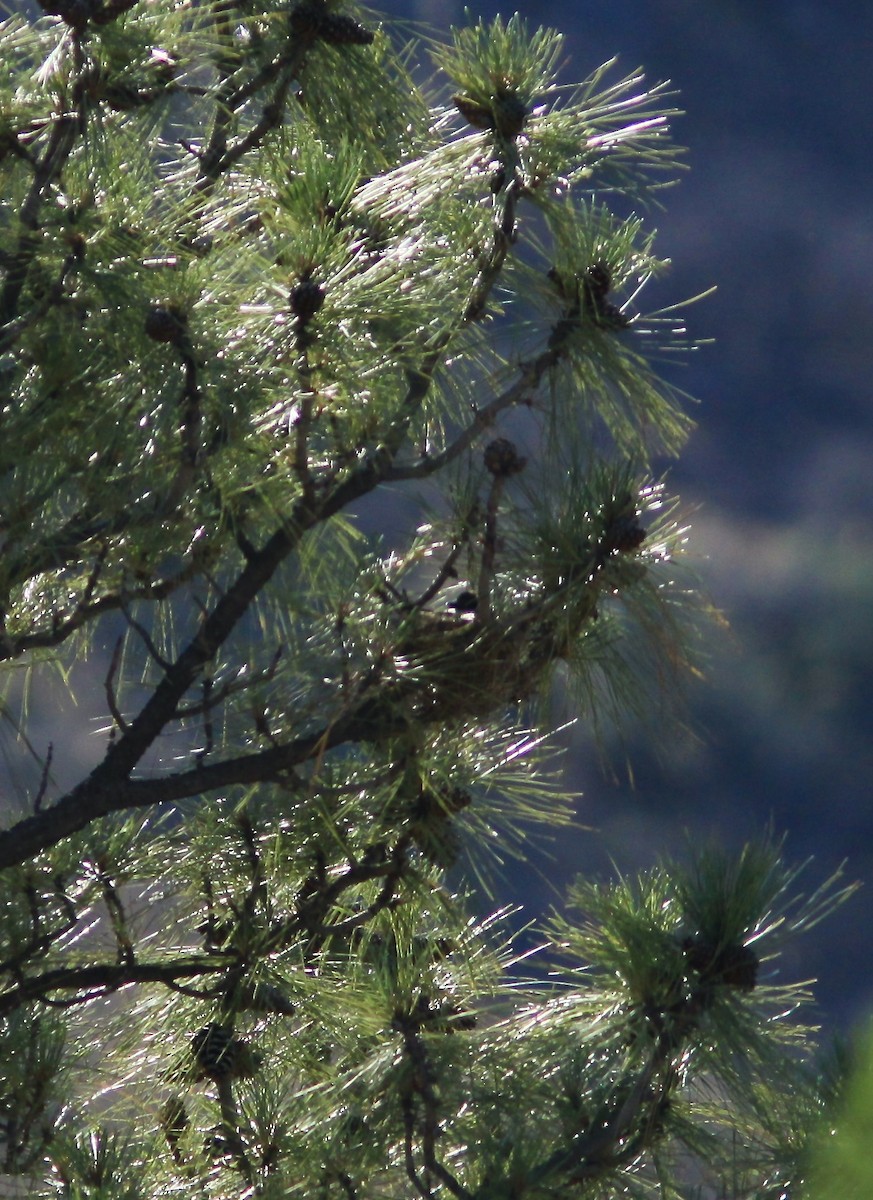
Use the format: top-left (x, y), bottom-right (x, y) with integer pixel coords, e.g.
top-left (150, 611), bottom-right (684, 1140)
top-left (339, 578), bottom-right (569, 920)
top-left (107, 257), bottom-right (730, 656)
top-left (36, 0), bottom-right (94, 29)
top-left (316, 11), bottom-right (375, 45)
top-left (37, 0), bottom-right (136, 29)
top-left (602, 512), bottom-right (647, 555)
top-left (443, 785), bottom-right (473, 813)
top-left (483, 437), bottom-right (526, 477)
top-left (290, 3), bottom-right (375, 46)
top-left (289, 277), bottom-right (325, 324)
top-left (492, 91), bottom-right (528, 139)
top-left (145, 304), bottom-right (188, 345)
top-left (160, 1094), bottom-right (189, 1160)
top-left (453, 94), bottom-right (494, 130)
top-left (582, 263), bottom-right (631, 330)
top-left (682, 937), bottom-right (759, 992)
top-left (190, 1024), bottom-right (263, 1081)
top-left (584, 261), bottom-right (613, 300)
top-left (453, 91), bottom-right (528, 139)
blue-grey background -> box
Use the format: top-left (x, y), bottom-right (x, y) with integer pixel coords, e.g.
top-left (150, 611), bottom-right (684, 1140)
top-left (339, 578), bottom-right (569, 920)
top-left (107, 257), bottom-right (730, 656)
top-left (375, 0), bottom-right (873, 1031)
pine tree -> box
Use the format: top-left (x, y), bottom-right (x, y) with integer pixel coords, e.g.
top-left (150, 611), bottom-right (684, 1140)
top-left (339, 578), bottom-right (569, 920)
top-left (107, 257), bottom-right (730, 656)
top-left (0, 3), bottom-right (855, 1197)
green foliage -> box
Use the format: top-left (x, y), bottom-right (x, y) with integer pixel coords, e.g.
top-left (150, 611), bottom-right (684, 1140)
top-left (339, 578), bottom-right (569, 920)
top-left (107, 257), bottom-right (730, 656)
top-left (0, 2), bottom-right (855, 1197)
top-left (802, 1031), bottom-right (873, 1200)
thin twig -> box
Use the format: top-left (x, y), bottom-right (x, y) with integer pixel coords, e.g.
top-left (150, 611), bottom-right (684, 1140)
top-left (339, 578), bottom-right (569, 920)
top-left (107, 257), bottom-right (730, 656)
top-left (120, 600), bottom-right (173, 671)
top-left (293, 324), bottom-right (318, 497)
top-left (384, 341), bottom-right (560, 484)
top-left (476, 475), bottom-right (505, 622)
top-left (1, 563), bottom-right (200, 663)
top-left (33, 743), bottom-right (54, 814)
top-left (104, 637), bottom-right (129, 733)
top-left (412, 537), bottom-right (470, 608)
top-left (403, 1095), bottom-right (432, 1200)
top-left (173, 648), bottom-right (285, 721)
top-left (197, 677), bottom-right (214, 765)
top-left (96, 868), bottom-right (135, 966)
top-left (215, 1075), bottom-right (256, 1187)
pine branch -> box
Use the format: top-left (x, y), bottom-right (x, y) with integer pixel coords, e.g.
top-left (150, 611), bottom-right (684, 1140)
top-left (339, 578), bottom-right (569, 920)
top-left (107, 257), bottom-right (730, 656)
top-left (0, 955), bottom-right (232, 1017)
top-left (384, 332), bottom-right (571, 483)
top-left (0, 511), bottom-right (637, 867)
top-left (0, 108), bottom-right (79, 329)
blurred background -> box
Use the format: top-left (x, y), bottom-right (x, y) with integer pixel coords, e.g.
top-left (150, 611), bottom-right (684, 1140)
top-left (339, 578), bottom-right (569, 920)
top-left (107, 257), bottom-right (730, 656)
top-left (373, 0), bottom-right (873, 1032)
top-left (2, 1), bottom-right (869, 1037)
